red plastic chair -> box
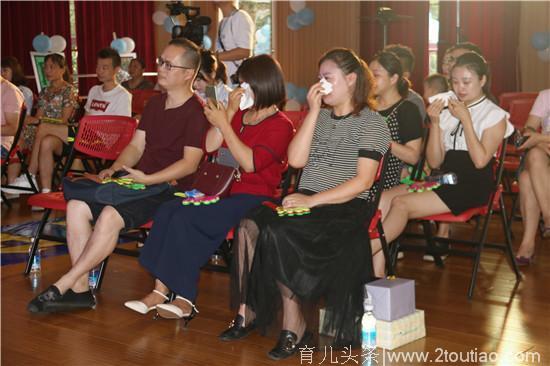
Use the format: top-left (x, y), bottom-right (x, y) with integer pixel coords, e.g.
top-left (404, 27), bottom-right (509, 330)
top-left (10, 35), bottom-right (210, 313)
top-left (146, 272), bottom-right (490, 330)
top-left (131, 89), bottom-right (161, 116)
top-left (499, 92), bottom-right (538, 112)
top-left (509, 98), bottom-right (536, 129)
top-left (25, 115), bottom-right (138, 282)
top-left (283, 110), bottom-right (308, 132)
top-left (394, 141), bottom-right (521, 299)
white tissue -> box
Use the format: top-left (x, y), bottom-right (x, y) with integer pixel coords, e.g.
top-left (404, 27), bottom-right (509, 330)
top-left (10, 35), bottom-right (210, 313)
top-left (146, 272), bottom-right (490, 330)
top-left (239, 82), bottom-right (254, 110)
top-left (428, 90), bottom-right (456, 107)
top-left (320, 77), bottom-right (333, 95)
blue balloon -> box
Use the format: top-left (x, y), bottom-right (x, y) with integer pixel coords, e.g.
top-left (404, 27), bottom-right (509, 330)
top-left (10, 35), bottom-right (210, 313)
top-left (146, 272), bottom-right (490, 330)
top-left (164, 16), bottom-right (179, 33)
top-left (296, 7), bottom-right (315, 27)
top-left (202, 35), bottom-right (212, 50)
top-left (531, 32), bottom-right (550, 50)
top-left (296, 87), bottom-right (308, 104)
top-left (287, 13), bottom-right (302, 31)
top-left (286, 82), bottom-right (298, 99)
top-left (110, 39), bottom-right (127, 54)
top-left (32, 34), bottom-right (51, 53)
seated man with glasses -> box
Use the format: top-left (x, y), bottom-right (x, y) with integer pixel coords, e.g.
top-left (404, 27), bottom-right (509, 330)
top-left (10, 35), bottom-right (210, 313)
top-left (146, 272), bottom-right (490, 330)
top-left (28, 38), bottom-right (210, 313)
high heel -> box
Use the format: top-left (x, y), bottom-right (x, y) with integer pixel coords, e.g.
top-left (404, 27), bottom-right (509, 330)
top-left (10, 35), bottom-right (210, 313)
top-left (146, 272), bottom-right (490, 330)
top-left (267, 329), bottom-right (313, 360)
top-left (155, 295), bottom-right (199, 325)
top-left (124, 289), bottom-right (169, 314)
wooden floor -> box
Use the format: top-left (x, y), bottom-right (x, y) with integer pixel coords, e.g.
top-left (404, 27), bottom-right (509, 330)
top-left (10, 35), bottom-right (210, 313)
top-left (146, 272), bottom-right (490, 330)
top-left (2, 197), bottom-right (549, 366)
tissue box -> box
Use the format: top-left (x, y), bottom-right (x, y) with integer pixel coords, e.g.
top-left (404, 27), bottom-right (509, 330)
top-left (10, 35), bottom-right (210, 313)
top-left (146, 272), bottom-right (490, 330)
top-left (365, 278), bottom-right (415, 321)
top-left (376, 309), bottom-right (426, 350)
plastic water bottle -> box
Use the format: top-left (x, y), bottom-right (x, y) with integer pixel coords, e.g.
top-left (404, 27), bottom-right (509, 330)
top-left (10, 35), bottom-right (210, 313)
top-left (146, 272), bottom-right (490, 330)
top-left (29, 245), bottom-right (41, 273)
top-left (88, 267), bottom-right (100, 289)
top-left (362, 296), bottom-right (377, 364)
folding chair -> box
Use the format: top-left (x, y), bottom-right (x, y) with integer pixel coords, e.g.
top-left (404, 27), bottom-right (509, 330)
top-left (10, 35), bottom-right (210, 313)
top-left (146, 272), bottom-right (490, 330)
top-left (394, 140), bottom-right (521, 299)
top-left (25, 115), bottom-right (138, 286)
top-left (1, 106), bottom-right (39, 205)
top-left (499, 92), bottom-right (538, 112)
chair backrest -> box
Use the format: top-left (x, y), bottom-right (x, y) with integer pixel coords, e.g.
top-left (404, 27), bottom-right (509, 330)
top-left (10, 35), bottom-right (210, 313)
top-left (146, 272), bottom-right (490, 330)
top-left (73, 115), bottom-right (138, 160)
top-left (4, 106), bottom-right (27, 161)
top-left (131, 89), bottom-right (161, 115)
top-left (370, 149), bottom-right (391, 211)
top-left (509, 98), bottom-right (536, 129)
top-left (283, 110), bottom-right (308, 132)
top-left (499, 92), bottom-right (538, 111)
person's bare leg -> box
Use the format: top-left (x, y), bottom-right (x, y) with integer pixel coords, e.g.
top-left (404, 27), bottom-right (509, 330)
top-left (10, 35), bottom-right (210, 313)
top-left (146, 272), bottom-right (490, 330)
top-left (6, 162), bottom-right (21, 183)
top-left (27, 124), bottom-right (68, 174)
top-left (516, 171), bottom-right (540, 258)
top-left (234, 219), bottom-right (259, 324)
top-left (38, 135), bottom-right (63, 191)
top-left (371, 191), bottom-right (450, 256)
top-left (138, 279), bottom-right (171, 308)
top-left (525, 146), bottom-right (550, 227)
top-left (54, 205), bottom-right (124, 293)
top-left (379, 184), bottom-right (410, 219)
top-left (436, 222), bottom-right (451, 238)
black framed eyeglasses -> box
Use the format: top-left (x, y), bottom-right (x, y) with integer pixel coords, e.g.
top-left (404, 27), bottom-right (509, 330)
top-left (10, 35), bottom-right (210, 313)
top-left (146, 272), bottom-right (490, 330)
top-left (156, 57), bottom-right (193, 71)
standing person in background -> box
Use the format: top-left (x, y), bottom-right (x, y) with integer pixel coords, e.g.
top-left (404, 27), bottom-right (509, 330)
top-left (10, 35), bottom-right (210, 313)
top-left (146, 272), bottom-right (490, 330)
top-left (384, 44), bottom-right (426, 122)
top-left (1, 56), bottom-right (33, 113)
top-left (122, 58), bottom-right (154, 91)
top-left (214, 1), bottom-right (255, 86)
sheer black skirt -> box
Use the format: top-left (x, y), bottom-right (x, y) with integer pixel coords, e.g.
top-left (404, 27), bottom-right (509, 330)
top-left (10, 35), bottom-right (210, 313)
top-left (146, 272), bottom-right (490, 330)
top-left (230, 193), bottom-right (375, 347)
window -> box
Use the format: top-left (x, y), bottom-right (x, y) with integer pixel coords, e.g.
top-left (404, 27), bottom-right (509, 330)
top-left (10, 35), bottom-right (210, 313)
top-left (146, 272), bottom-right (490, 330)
top-left (240, 0), bottom-right (272, 55)
top-left (428, 0), bottom-right (440, 74)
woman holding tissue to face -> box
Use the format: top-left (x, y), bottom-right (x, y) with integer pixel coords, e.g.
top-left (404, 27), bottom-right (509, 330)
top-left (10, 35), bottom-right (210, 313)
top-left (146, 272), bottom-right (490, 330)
top-left (125, 54), bottom-right (293, 322)
top-left (369, 52), bottom-right (514, 270)
top-left (219, 48), bottom-right (391, 360)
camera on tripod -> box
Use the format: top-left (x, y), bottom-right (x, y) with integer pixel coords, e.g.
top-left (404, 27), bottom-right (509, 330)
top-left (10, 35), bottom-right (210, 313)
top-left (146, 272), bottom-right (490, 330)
top-left (166, 1), bottom-right (211, 46)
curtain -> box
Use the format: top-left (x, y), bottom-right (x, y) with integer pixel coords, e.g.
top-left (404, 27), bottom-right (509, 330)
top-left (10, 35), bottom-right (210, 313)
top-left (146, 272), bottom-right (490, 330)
top-left (75, 1), bottom-right (156, 95)
top-left (1, 1), bottom-right (71, 93)
top-left (439, 1), bottom-right (521, 98)
top-left (360, 1), bottom-right (430, 93)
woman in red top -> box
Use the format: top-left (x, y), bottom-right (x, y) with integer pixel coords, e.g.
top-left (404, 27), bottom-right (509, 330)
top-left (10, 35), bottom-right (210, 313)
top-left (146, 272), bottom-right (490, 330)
top-left (125, 55), bottom-right (294, 321)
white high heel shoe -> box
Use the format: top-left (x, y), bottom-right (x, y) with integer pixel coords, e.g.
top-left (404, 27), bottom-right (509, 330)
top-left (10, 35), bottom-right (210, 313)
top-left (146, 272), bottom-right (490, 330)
top-left (124, 289), bottom-right (169, 314)
top-left (156, 295), bottom-right (199, 320)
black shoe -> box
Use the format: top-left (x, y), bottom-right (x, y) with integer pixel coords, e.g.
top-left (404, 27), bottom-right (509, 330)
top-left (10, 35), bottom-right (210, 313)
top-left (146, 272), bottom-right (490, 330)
top-left (28, 285), bottom-right (63, 313)
top-left (28, 286), bottom-right (96, 313)
top-left (218, 314), bottom-right (256, 341)
top-left (267, 330), bottom-right (313, 360)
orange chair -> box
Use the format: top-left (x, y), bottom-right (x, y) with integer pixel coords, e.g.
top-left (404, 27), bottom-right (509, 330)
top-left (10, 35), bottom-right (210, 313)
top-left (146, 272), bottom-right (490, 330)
top-left (25, 115), bottom-right (138, 286)
top-left (131, 89), bottom-right (161, 116)
top-left (499, 92), bottom-right (538, 112)
top-left (394, 141), bottom-right (521, 299)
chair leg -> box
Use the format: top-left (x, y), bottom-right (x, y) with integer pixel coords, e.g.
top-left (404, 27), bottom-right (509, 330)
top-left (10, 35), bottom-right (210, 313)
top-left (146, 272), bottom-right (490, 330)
top-left (377, 221), bottom-right (394, 276)
top-left (95, 257), bottom-right (110, 291)
top-left (468, 211), bottom-right (492, 299)
top-left (25, 209), bottom-right (52, 275)
top-left (423, 221), bottom-right (444, 268)
top-left (1, 191), bottom-right (12, 208)
top-left (499, 196), bottom-right (521, 280)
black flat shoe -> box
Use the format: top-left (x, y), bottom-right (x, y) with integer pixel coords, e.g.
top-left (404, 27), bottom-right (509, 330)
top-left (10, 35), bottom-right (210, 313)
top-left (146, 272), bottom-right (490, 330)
top-left (219, 314), bottom-right (256, 341)
top-left (28, 286), bottom-right (96, 314)
top-left (28, 285), bottom-right (63, 313)
top-left (268, 330), bottom-right (313, 360)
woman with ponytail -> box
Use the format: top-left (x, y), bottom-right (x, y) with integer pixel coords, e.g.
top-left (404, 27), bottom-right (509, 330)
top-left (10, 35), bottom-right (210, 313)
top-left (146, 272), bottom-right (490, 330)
top-left (370, 52), bottom-right (514, 271)
top-left (219, 48), bottom-right (391, 360)
top-left (369, 51), bottom-right (424, 276)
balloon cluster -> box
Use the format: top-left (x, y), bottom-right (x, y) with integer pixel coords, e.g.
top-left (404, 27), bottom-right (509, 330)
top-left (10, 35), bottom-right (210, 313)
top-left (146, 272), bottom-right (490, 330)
top-left (152, 10), bottom-right (212, 50)
top-left (110, 36), bottom-right (136, 54)
top-left (287, 1), bottom-right (315, 31)
top-left (32, 33), bottom-right (67, 53)
top-left (530, 32), bottom-right (550, 62)
top-left (286, 82), bottom-right (308, 105)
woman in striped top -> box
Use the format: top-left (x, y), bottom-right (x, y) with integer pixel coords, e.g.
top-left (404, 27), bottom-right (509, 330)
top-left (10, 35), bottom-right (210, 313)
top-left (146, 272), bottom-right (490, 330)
top-left (219, 48), bottom-right (391, 360)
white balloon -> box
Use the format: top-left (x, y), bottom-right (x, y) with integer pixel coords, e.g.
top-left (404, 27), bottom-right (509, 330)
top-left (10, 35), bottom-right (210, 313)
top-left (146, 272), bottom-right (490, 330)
top-left (537, 47), bottom-right (550, 62)
top-left (290, 1), bottom-right (306, 13)
top-left (49, 35), bottom-right (67, 53)
top-left (152, 10), bottom-right (168, 26)
top-left (122, 37), bottom-right (135, 53)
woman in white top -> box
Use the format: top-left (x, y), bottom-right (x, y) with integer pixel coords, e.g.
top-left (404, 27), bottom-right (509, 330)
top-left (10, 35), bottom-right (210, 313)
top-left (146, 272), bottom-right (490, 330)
top-left (515, 89), bottom-right (550, 264)
top-left (370, 52), bottom-right (513, 264)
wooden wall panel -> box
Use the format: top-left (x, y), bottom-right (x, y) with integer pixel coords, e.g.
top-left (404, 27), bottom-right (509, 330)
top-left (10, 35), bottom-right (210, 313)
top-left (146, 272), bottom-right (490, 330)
top-left (274, 1), bottom-right (361, 88)
top-left (518, 1), bottom-right (550, 92)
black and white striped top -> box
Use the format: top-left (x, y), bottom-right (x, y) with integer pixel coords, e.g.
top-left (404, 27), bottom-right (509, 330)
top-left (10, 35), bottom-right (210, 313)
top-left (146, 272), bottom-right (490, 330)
top-left (298, 107), bottom-right (391, 201)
